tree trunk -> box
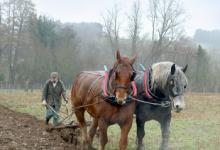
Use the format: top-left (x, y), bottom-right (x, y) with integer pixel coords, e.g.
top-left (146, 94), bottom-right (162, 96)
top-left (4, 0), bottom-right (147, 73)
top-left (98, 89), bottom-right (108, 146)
top-left (0, 4), bottom-right (2, 62)
top-left (8, 4), bottom-right (16, 86)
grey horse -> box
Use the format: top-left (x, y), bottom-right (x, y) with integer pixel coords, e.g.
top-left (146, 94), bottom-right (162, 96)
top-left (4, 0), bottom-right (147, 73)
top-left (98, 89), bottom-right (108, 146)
top-left (134, 62), bottom-right (188, 150)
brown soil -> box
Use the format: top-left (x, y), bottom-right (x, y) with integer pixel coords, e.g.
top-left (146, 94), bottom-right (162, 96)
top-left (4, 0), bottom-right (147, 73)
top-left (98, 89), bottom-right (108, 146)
top-left (0, 105), bottom-right (81, 150)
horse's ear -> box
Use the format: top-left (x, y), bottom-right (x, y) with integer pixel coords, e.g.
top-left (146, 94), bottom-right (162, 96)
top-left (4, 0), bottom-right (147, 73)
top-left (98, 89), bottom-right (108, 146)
top-left (116, 50), bottom-right (121, 61)
top-left (171, 64), bottom-right (176, 75)
top-left (130, 54), bottom-right (137, 65)
top-left (182, 64), bottom-right (188, 73)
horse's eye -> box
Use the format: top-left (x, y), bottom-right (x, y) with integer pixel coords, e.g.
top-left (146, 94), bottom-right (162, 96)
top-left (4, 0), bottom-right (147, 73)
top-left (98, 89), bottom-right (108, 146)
top-left (184, 85), bottom-right (187, 89)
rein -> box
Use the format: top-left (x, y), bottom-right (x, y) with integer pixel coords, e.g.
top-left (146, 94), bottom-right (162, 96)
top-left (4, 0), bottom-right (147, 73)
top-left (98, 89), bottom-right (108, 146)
top-left (128, 96), bottom-right (171, 107)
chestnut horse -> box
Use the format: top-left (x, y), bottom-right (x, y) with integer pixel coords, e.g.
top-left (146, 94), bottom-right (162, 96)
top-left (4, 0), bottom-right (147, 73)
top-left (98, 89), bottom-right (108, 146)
top-left (71, 50), bottom-right (136, 150)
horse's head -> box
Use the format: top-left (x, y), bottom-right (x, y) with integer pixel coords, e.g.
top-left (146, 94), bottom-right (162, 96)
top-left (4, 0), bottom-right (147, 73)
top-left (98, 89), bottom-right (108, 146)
top-left (166, 64), bottom-right (188, 112)
top-left (151, 62), bottom-right (188, 112)
top-left (109, 50), bottom-right (137, 105)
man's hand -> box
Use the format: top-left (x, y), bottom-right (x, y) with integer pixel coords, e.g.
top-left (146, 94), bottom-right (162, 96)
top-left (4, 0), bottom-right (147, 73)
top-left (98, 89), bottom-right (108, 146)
top-left (42, 100), bottom-right (47, 106)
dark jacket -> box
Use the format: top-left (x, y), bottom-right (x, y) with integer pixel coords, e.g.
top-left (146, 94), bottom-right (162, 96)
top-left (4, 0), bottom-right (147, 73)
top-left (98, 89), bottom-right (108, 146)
top-left (42, 79), bottom-right (67, 108)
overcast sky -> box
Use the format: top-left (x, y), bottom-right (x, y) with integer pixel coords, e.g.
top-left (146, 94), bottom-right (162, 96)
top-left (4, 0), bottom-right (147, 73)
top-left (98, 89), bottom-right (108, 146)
top-left (33, 0), bottom-right (220, 37)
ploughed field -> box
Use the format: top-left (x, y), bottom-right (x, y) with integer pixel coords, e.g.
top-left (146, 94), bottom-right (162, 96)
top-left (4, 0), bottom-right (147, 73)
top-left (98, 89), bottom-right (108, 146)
top-left (0, 105), bottom-right (81, 150)
top-left (0, 90), bottom-right (219, 150)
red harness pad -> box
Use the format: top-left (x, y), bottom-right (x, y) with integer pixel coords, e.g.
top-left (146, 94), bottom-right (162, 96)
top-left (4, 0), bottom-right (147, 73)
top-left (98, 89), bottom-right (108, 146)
top-left (131, 81), bottom-right (137, 96)
top-left (144, 70), bottom-right (153, 99)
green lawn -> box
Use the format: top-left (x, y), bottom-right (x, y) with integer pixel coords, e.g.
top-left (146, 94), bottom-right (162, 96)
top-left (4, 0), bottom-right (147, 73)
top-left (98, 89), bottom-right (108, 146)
top-left (0, 91), bottom-right (219, 150)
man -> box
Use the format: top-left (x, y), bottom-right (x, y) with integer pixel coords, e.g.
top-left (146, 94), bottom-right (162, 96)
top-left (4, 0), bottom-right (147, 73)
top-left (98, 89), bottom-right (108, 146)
top-left (42, 72), bottom-right (68, 126)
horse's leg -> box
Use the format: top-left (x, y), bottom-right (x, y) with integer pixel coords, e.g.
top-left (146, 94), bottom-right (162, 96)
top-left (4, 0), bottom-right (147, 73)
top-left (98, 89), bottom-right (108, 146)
top-left (88, 118), bottom-right (98, 149)
top-left (136, 118), bottom-right (145, 150)
top-left (75, 109), bottom-right (89, 149)
top-left (159, 116), bottom-right (171, 150)
top-left (119, 119), bottom-right (133, 150)
top-left (98, 119), bottom-right (108, 150)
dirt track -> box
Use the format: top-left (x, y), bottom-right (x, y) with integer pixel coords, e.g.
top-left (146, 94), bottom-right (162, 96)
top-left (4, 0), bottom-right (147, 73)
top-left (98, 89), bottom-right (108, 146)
top-left (0, 105), bottom-right (80, 150)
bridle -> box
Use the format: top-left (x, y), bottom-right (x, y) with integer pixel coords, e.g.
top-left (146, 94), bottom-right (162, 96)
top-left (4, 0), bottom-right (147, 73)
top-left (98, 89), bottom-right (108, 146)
top-left (115, 84), bottom-right (129, 90)
top-left (108, 65), bottom-right (136, 92)
top-left (102, 64), bottom-right (137, 106)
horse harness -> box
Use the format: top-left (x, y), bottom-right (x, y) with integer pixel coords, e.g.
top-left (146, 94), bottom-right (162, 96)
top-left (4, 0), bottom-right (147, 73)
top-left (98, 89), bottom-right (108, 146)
top-left (83, 66), bottom-right (172, 107)
top-left (136, 67), bottom-right (172, 107)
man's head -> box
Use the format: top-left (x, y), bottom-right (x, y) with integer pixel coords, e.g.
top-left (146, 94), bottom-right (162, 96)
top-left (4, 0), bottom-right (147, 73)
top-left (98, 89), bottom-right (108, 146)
top-left (50, 72), bottom-right (59, 83)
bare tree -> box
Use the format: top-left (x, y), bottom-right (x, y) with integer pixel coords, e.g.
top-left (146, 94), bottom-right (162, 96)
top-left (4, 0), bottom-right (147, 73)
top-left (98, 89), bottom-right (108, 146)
top-left (102, 5), bottom-right (121, 57)
top-left (0, 3), bottom-right (1, 25)
top-left (2, 0), bottom-right (35, 85)
top-left (148, 0), bottom-right (158, 41)
top-left (128, 0), bottom-right (142, 55)
top-left (0, 3), bottom-right (2, 61)
top-left (148, 0), bottom-right (185, 60)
